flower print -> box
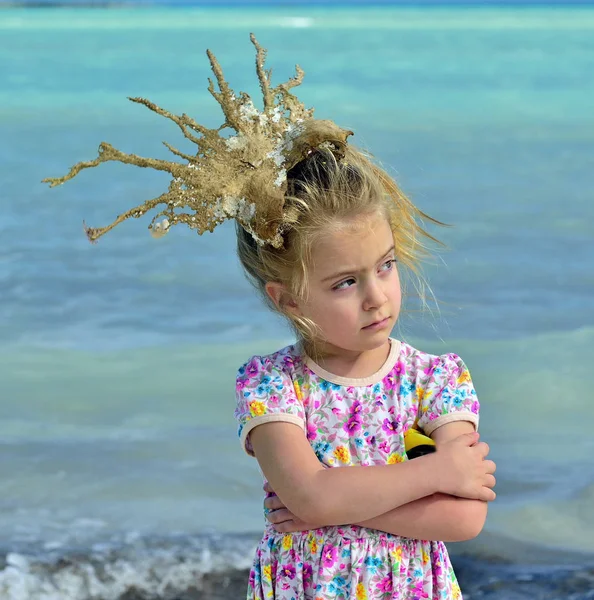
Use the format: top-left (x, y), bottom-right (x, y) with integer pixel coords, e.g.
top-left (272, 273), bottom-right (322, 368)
top-left (412, 580), bottom-right (429, 598)
top-left (309, 537), bottom-right (318, 553)
top-left (354, 438), bottom-right (364, 448)
top-left (390, 546), bottom-right (403, 564)
top-left (246, 362), bottom-right (260, 377)
top-left (293, 379), bottom-right (304, 402)
top-left (376, 576), bottom-right (393, 593)
top-left (282, 535), bottom-right (292, 551)
top-left (387, 453), bottom-right (404, 464)
top-left (334, 446), bottom-right (351, 463)
top-left (307, 421), bottom-right (317, 442)
top-left (452, 580), bottom-right (462, 599)
top-left (363, 556), bottom-right (382, 574)
top-left (424, 356), bottom-right (441, 375)
top-left (379, 441), bottom-right (390, 454)
top-left (383, 373), bottom-right (397, 391)
top-left (452, 393), bottom-right (463, 408)
top-left (267, 394), bottom-right (280, 408)
top-left (262, 565), bottom-right (272, 581)
top-left (249, 400), bottom-right (266, 417)
top-left (399, 379), bottom-right (414, 396)
top-left (236, 378), bottom-right (247, 392)
top-left (372, 383), bottom-right (381, 395)
top-left (350, 400), bottom-right (363, 417)
top-left (367, 435), bottom-right (376, 446)
top-left (344, 416), bottom-right (362, 436)
top-left (416, 386), bottom-right (432, 403)
top-left (382, 417), bottom-right (400, 435)
top-left (319, 379), bottom-right (337, 392)
top-left (303, 563), bottom-right (313, 586)
top-left (322, 546), bottom-right (337, 569)
top-left (457, 368), bottom-right (471, 385)
top-left (280, 563), bottom-right (296, 580)
top-left (313, 441), bottom-right (331, 461)
top-left (472, 399), bottom-right (479, 414)
top-left (356, 582), bottom-right (368, 600)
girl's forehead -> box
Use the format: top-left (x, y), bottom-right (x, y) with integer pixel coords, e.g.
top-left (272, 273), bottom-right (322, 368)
top-left (310, 217), bottom-right (394, 269)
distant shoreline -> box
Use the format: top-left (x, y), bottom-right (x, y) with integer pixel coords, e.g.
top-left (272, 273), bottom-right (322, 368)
top-left (1, 0), bottom-right (593, 8)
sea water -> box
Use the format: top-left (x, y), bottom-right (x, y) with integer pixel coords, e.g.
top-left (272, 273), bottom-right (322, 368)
top-left (1, 5), bottom-right (593, 598)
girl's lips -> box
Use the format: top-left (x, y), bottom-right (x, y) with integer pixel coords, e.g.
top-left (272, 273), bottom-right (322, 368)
top-left (362, 317), bottom-right (390, 331)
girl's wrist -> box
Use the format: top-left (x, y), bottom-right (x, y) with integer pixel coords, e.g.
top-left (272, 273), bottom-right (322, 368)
top-left (411, 452), bottom-right (444, 496)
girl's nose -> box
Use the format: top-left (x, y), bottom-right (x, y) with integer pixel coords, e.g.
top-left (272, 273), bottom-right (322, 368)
top-left (362, 279), bottom-right (388, 311)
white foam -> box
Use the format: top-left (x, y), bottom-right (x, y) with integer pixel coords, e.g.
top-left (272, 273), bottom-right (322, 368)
top-left (278, 17), bottom-right (314, 29)
top-left (0, 535), bottom-right (257, 600)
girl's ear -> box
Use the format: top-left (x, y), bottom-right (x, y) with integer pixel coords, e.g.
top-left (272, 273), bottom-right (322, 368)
top-left (264, 282), bottom-right (302, 317)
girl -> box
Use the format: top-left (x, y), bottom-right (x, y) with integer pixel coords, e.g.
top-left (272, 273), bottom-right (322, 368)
top-left (42, 33), bottom-right (496, 600)
top-left (234, 148), bottom-right (496, 600)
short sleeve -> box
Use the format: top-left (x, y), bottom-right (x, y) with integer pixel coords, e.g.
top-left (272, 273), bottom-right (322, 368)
top-left (234, 354), bottom-right (306, 456)
top-left (416, 353), bottom-right (480, 436)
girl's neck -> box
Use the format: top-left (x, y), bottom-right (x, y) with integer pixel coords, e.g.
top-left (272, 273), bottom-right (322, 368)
top-left (304, 339), bottom-right (392, 379)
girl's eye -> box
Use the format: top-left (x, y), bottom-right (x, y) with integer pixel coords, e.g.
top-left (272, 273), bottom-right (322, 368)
top-left (333, 278), bottom-right (355, 291)
top-left (380, 259), bottom-right (396, 272)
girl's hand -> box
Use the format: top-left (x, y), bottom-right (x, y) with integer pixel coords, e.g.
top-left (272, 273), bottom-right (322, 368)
top-left (263, 482), bottom-right (323, 533)
top-left (433, 432), bottom-right (497, 502)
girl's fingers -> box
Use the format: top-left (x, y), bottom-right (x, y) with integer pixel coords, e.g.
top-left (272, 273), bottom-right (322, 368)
top-left (263, 481), bottom-right (273, 493)
top-left (264, 495), bottom-right (284, 510)
top-left (479, 487), bottom-right (497, 502)
top-left (267, 509), bottom-right (292, 524)
top-left (484, 474), bottom-right (496, 488)
top-left (484, 459), bottom-right (497, 474)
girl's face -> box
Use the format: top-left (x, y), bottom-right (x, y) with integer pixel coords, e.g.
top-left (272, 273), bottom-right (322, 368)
top-left (297, 213), bottom-right (401, 356)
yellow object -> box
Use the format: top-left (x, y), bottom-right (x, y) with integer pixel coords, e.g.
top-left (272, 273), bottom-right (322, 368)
top-left (404, 427), bottom-right (436, 459)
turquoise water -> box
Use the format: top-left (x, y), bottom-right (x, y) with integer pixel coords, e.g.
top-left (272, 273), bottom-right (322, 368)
top-left (1, 5), bottom-right (593, 598)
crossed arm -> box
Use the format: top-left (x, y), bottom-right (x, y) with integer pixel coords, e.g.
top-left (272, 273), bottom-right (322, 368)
top-left (264, 421), bottom-right (491, 542)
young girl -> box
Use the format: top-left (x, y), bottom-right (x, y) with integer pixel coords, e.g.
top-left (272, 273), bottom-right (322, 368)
top-left (43, 34), bottom-right (496, 600)
top-left (234, 148), bottom-right (496, 600)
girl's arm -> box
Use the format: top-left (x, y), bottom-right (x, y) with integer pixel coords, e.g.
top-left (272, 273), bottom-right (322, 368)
top-left (267, 491), bottom-right (487, 542)
top-left (265, 421), bottom-right (491, 541)
top-left (250, 421), bottom-right (494, 526)
top-left (357, 422), bottom-right (489, 541)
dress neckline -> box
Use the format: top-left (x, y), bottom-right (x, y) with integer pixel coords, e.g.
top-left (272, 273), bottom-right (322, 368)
top-left (302, 338), bottom-right (401, 387)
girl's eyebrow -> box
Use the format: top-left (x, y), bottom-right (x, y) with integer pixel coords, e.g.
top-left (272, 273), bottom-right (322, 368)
top-left (321, 245), bottom-right (395, 283)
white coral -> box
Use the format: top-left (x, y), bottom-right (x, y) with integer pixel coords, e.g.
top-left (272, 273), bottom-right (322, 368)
top-left (225, 133), bottom-right (248, 151)
top-left (151, 218), bottom-right (170, 239)
top-left (239, 100), bottom-right (260, 122)
top-left (274, 169), bottom-right (287, 188)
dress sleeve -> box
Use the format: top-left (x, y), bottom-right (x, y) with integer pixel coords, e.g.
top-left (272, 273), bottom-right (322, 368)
top-left (416, 353), bottom-right (480, 436)
top-left (234, 354), bottom-right (306, 456)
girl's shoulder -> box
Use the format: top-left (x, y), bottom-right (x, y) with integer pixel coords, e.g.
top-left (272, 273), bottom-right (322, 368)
top-left (236, 343), bottom-right (304, 383)
top-left (397, 341), bottom-right (470, 381)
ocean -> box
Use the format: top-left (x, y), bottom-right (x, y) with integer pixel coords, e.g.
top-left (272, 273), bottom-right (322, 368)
top-left (1, 4), bottom-right (593, 599)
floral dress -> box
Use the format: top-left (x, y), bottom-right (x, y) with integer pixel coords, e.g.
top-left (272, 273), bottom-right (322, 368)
top-left (234, 338), bottom-right (480, 600)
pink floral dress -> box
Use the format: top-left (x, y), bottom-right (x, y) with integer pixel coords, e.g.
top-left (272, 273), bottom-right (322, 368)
top-left (234, 339), bottom-right (480, 600)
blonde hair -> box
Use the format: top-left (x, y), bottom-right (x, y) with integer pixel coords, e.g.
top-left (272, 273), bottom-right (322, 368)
top-left (236, 145), bottom-right (444, 352)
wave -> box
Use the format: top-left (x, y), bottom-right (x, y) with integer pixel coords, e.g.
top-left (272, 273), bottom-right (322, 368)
top-left (0, 530), bottom-right (593, 600)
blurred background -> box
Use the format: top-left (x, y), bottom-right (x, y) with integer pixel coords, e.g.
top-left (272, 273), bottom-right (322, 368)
top-left (1, 0), bottom-right (593, 598)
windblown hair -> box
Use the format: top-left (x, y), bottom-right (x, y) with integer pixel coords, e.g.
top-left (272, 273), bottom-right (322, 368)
top-left (236, 143), bottom-right (444, 350)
